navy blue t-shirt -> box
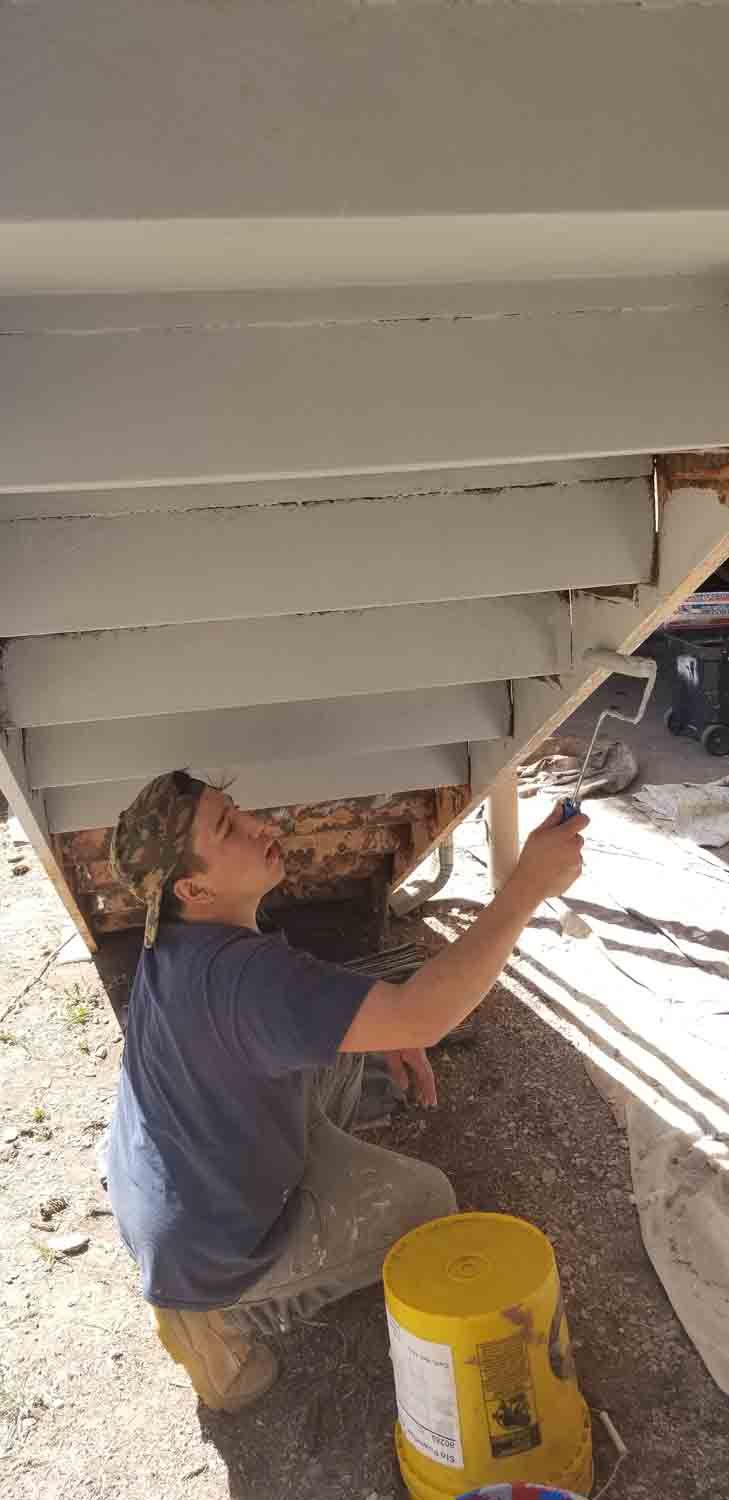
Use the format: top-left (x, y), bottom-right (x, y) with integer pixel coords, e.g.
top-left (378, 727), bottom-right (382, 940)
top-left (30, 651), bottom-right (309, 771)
top-left (107, 921), bottom-right (373, 1310)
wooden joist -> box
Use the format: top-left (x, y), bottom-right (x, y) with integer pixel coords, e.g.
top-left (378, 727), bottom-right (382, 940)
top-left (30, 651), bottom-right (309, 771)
top-left (2, 313), bottom-right (729, 494)
top-left (26, 683), bottom-right (508, 790)
top-left (3, 7), bottom-right (729, 292)
top-left (43, 745), bottom-right (470, 833)
top-left (3, 593), bottom-right (570, 728)
top-left (0, 452), bottom-right (654, 522)
top-left (0, 479), bottom-right (654, 635)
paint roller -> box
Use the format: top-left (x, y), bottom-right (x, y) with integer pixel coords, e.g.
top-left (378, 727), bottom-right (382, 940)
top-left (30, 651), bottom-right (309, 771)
top-left (560, 649), bottom-right (657, 822)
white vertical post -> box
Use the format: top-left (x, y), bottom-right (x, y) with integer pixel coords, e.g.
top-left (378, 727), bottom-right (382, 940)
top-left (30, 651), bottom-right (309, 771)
top-left (486, 769), bottom-right (520, 892)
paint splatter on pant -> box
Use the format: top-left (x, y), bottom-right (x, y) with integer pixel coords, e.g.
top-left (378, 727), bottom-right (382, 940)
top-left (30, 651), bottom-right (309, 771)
top-left (152, 1054), bottom-right (456, 1394)
top-left (224, 1054), bottom-right (456, 1337)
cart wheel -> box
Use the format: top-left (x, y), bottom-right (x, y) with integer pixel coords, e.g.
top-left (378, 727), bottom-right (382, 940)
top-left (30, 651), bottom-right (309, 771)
top-left (664, 708), bottom-right (685, 737)
top-left (701, 724), bottom-right (729, 757)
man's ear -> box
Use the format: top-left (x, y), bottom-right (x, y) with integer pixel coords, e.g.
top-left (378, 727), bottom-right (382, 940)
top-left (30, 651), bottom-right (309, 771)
top-left (173, 875), bottom-right (213, 908)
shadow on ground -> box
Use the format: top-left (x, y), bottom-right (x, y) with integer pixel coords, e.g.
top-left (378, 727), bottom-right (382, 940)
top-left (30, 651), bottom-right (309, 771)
top-left (195, 1290), bottom-right (403, 1500)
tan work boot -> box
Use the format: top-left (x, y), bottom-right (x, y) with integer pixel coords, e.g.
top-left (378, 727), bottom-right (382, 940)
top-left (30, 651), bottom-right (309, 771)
top-left (151, 1305), bottom-right (279, 1412)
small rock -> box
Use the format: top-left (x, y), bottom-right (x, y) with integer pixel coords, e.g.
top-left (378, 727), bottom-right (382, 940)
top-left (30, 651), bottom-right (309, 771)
top-left (53, 1232), bottom-right (89, 1256)
top-left (95, 1044), bottom-right (108, 1060)
top-left (2, 1127), bottom-right (19, 1144)
top-left (40, 1196), bottom-right (68, 1222)
top-left (110, 1349), bottom-right (124, 1361)
top-left (10, 863), bottom-right (31, 877)
top-left (541, 1166), bottom-right (558, 1187)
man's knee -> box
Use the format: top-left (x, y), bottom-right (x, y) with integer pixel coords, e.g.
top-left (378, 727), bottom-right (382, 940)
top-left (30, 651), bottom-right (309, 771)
top-left (390, 1157), bottom-right (457, 1239)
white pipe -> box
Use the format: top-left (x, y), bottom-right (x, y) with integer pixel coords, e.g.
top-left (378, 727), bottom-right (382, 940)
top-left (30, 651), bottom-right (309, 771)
top-left (389, 835), bottom-right (455, 917)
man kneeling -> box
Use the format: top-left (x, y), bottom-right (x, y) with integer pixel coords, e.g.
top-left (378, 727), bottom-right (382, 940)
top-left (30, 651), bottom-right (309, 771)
top-left (107, 772), bottom-right (586, 1411)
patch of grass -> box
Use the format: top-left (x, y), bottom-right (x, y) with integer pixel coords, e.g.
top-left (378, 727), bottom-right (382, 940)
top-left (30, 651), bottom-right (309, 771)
top-left (35, 1241), bottom-right (57, 1269)
top-left (66, 1000), bottom-right (90, 1026)
top-left (32, 1106), bottom-right (46, 1124)
top-left (0, 1030), bottom-right (17, 1045)
top-left (64, 980), bottom-right (97, 1028)
top-left (78, 1039), bottom-right (90, 1055)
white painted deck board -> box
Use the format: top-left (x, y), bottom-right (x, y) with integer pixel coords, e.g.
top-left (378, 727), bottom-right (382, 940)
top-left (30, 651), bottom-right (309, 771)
top-left (3, 7), bottom-right (729, 246)
top-left (0, 456), bottom-right (654, 521)
top-left (27, 683), bottom-right (508, 790)
top-left (3, 593), bottom-right (570, 728)
top-left (5, 212), bottom-right (729, 295)
top-left (2, 312), bottom-right (728, 494)
top-left (2, 278), bottom-right (726, 335)
top-left (45, 745), bottom-right (470, 834)
top-left (0, 479), bottom-right (653, 634)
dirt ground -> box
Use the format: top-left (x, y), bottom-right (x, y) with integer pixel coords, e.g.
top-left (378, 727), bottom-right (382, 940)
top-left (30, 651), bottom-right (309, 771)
top-left (2, 666), bottom-right (729, 1500)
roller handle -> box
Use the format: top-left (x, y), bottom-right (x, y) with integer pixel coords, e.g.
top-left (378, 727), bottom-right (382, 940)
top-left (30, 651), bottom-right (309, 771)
top-left (584, 649), bottom-right (657, 682)
top-left (560, 797), bottom-right (582, 823)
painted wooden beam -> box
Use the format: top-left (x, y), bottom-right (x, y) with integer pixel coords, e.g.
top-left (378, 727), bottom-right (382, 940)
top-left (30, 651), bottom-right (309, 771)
top-left (27, 683), bottom-right (509, 791)
top-left (3, 593), bottom-right (570, 728)
top-left (44, 745), bottom-right (470, 834)
top-left (0, 454), bottom-right (653, 523)
top-left (0, 478), bottom-right (654, 635)
top-left (394, 461), bottom-right (729, 890)
top-left (3, 313), bottom-right (729, 494)
top-left (5, 213), bottom-right (729, 296)
top-left (0, 727), bottom-right (97, 949)
top-left (2, 279), bottom-right (725, 337)
top-left (3, 7), bottom-right (729, 290)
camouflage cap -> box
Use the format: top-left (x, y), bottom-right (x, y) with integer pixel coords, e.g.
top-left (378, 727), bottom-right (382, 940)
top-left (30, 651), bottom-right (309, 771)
top-left (110, 772), bottom-right (202, 948)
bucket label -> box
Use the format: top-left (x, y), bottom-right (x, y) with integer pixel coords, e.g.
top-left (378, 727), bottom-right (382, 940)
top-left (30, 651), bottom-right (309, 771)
top-left (386, 1312), bottom-right (464, 1469)
top-left (476, 1333), bottom-right (541, 1459)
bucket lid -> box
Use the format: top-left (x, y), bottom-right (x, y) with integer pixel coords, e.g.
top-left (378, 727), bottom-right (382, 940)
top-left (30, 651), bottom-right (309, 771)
top-left (384, 1213), bottom-right (555, 1320)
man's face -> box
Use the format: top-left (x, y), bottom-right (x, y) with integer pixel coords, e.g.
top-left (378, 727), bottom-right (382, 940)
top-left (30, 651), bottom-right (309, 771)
top-left (187, 787), bottom-right (285, 905)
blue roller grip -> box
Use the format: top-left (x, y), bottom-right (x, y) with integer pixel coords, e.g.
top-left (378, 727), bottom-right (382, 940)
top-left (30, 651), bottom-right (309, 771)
top-left (560, 797), bottom-right (581, 823)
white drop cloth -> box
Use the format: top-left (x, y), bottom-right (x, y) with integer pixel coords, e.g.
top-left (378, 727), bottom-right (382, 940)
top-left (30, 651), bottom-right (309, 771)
top-left (634, 777), bottom-right (729, 847)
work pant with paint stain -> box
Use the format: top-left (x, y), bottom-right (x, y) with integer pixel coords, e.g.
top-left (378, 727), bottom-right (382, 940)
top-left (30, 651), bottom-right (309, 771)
top-left (152, 1055), bottom-right (456, 1400)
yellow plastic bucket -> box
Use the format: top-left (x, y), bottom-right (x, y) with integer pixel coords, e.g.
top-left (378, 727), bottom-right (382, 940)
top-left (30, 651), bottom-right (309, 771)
top-left (383, 1213), bottom-right (593, 1500)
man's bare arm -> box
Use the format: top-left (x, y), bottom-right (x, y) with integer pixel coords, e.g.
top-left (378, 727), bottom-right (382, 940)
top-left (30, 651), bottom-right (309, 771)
top-left (340, 805), bottom-right (587, 1053)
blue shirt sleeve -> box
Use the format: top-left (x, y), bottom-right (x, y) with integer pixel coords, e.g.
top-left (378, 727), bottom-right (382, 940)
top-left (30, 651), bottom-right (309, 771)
top-left (206, 932), bottom-right (375, 1076)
